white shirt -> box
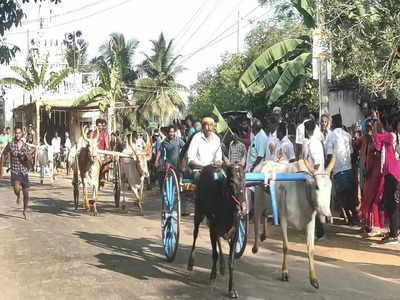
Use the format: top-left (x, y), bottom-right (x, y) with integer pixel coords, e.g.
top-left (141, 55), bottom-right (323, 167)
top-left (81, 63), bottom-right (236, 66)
top-left (303, 135), bottom-right (325, 172)
top-left (296, 119), bottom-right (322, 145)
top-left (266, 133), bottom-right (278, 161)
top-left (248, 129), bottom-right (268, 168)
top-left (274, 136), bottom-right (295, 162)
top-left (326, 128), bottom-right (353, 175)
top-left (52, 137), bottom-right (61, 154)
top-left (187, 131), bottom-right (222, 167)
top-left (122, 140), bottom-right (133, 155)
top-left (65, 137), bottom-right (72, 150)
top-left (136, 137), bottom-right (146, 154)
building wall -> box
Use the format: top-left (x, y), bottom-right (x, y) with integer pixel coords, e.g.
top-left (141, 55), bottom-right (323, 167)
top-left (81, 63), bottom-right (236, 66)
top-left (328, 89), bottom-right (362, 127)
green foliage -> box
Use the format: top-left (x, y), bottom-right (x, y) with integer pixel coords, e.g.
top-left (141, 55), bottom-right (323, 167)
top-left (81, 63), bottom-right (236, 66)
top-left (0, 0), bottom-right (61, 65)
top-left (0, 54), bottom-right (71, 93)
top-left (99, 32), bottom-right (139, 83)
top-left (322, 0), bottom-right (400, 100)
top-left (133, 33), bottom-right (186, 127)
top-left (65, 39), bottom-right (88, 72)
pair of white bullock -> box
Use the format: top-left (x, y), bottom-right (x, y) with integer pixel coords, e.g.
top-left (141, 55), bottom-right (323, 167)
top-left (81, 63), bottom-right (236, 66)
top-left (251, 156), bottom-right (335, 289)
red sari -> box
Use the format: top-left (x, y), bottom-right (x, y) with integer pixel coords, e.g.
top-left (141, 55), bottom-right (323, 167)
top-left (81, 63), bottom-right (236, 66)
top-left (361, 137), bottom-right (385, 230)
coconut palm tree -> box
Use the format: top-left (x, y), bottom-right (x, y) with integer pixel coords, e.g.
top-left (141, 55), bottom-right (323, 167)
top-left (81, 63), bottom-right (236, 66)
top-left (99, 32), bottom-right (139, 83)
top-left (64, 39), bottom-right (88, 72)
top-left (133, 32), bottom-right (186, 126)
top-left (0, 54), bottom-right (72, 98)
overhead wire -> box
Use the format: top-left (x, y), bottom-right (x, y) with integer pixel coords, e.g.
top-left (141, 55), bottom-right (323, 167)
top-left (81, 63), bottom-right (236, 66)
top-left (179, 4), bottom-right (262, 63)
top-left (21, 0), bottom-right (106, 25)
top-left (180, 10), bottom-right (269, 65)
top-left (6, 0), bottom-right (134, 36)
top-left (177, 0), bottom-right (222, 54)
top-left (173, 0), bottom-right (211, 42)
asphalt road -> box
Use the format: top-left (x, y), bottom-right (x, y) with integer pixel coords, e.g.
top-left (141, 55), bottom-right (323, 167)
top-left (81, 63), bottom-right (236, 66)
top-left (0, 173), bottom-right (399, 300)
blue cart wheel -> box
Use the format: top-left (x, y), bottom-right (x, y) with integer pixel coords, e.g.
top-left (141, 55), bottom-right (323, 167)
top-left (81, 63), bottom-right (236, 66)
top-left (161, 168), bottom-right (181, 262)
top-left (234, 213), bottom-right (248, 259)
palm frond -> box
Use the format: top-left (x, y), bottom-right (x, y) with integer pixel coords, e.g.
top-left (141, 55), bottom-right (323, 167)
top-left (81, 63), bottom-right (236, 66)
top-left (46, 67), bottom-right (72, 91)
top-left (27, 55), bottom-right (40, 86)
top-left (10, 65), bottom-right (34, 90)
top-left (39, 54), bottom-right (49, 85)
top-left (73, 87), bottom-right (106, 106)
top-left (0, 77), bottom-right (29, 89)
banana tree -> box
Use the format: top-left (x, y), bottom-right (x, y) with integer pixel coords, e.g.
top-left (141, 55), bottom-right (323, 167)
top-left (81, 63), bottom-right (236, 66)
top-left (240, 38), bottom-right (312, 105)
top-left (73, 36), bottom-right (122, 132)
top-left (240, 0), bottom-right (316, 105)
top-left (0, 54), bottom-right (72, 99)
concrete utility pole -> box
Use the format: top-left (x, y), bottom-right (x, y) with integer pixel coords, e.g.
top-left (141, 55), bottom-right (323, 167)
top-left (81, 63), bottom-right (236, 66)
top-left (316, 0), bottom-right (329, 117)
top-left (236, 10), bottom-right (240, 54)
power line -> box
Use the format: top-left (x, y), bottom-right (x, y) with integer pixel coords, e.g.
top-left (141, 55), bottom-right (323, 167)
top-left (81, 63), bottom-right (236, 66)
top-left (179, 4), bottom-right (262, 62)
top-left (180, 10), bottom-right (268, 65)
top-left (21, 0), bottom-right (106, 25)
top-left (6, 0), bottom-right (134, 36)
top-left (173, 0), bottom-right (211, 42)
top-left (177, 0), bottom-right (222, 54)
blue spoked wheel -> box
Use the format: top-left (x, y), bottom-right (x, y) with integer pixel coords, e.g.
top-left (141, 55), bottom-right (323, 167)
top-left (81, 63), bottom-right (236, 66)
top-left (234, 213), bottom-right (248, 259)
top-left (161, 168), bottom-right (181, 262)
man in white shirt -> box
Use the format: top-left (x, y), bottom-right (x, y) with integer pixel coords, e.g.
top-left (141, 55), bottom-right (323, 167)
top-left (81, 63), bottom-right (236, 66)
top-left (274, 122), bottom-right (296, 163)
top-left (187, 117), bottom-right (222, 181)
top-left (64, 132), bottom-right (72, 175)
top-left (135, 132), bottom-right (146, 154)
top-left (248, 119), bottom-right (268, 172)
top-left (295, 104), bottom-right (322, 159)
top-left (326, 114), bottom-right (357, 225)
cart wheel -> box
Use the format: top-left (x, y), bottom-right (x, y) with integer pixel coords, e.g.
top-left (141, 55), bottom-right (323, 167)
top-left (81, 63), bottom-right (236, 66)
top-left (234, 213), bottom-right (248, 259)
top-left (114, 159), bottom-right (121, 208)
top-left (161, 167), bottom-right (181, 262)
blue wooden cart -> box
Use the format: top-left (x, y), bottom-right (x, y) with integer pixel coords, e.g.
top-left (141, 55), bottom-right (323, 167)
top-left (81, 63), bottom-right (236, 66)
top-left (161, 167), bottom-right (307, 262)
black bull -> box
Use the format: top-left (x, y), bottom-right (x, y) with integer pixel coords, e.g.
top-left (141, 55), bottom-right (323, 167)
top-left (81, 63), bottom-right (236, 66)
top-left (187, 163), bottom-right (246, 299)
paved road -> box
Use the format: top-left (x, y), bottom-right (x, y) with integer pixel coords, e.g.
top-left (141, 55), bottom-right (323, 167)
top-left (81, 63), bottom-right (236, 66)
top-left (0, 173), bottom-right (399, 300)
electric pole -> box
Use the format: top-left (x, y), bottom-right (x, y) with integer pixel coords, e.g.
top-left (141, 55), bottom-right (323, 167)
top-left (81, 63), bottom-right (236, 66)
top-left (316, 0), bottom-right (329, 117)
top-left (236, 10), bottom-right (240, 54)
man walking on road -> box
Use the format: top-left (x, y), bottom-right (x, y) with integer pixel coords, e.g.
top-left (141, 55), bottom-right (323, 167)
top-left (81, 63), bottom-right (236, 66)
top-left (0, 126), bottom-right (33, 219)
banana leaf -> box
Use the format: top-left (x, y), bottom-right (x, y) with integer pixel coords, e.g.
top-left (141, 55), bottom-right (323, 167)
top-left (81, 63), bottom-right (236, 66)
top-left (239, 39), bottom-right (305, 93)
top-left (268, 53), bottom-right (312, 105)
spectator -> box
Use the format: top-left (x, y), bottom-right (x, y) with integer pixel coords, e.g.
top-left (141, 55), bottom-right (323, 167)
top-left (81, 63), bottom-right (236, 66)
top-left (248, 118), bottom-right (267, 172)
top-left (327, 114), bottom-right (358, 225)
top-left (274, 122), bottom-right (295, 163)
top-left (228, 130), bottom-right (247, 167)
top-left (184, 115), bottom-right (196, 141)
top-left (295, 104), bottom-right (321, 159)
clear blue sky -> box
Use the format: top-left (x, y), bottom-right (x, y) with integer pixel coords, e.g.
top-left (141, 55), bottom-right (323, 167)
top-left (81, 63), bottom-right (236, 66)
top-left (2, 0), bottom-right (267, 87)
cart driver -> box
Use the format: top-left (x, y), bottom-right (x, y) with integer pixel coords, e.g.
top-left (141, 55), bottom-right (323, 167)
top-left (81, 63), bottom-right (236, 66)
top-left (187, 117), bottom-right (222, 183)
top-left (92, 118), bottom-right (109, 150)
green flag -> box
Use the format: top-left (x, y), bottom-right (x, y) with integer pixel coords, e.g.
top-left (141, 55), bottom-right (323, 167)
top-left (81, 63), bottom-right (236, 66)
top-left (212, 105), bottom-right (228, 133)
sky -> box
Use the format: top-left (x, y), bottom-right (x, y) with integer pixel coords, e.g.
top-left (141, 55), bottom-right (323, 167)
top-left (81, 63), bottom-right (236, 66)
top-left (2, 0), bottom-right (267, 88)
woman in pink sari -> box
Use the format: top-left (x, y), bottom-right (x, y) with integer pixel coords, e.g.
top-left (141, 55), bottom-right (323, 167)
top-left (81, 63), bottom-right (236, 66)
top-left (360, 121), bottom-right (385, 236)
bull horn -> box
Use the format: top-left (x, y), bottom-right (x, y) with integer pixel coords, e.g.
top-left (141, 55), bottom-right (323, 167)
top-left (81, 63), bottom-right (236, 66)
top-left (325, 152), bottom-right (336, 176)
top-left (81, 126), bottom-right (90, 143)
top-left (44, 132), bottom-right (50, 147)
top-left (129, 134), bottom-right (138, 158)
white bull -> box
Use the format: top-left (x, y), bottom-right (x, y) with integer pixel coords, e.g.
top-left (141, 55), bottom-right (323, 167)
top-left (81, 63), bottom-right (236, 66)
top-left (252, 156), bottom-right (335, 289)
top-left (119, 134), bottom-right (151, 215)
top-left (36, 134), bottom-right (55, 184)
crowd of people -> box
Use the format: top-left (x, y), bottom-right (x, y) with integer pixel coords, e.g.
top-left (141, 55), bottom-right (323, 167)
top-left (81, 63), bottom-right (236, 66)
top-left (150, 104), bottom-right (400, 245)
top-left (1, 103), bottom-right (399, 242)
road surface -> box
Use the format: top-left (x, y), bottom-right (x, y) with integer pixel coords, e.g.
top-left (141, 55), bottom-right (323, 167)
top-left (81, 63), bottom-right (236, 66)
top-left (0, 173), bottom-right (399, 299)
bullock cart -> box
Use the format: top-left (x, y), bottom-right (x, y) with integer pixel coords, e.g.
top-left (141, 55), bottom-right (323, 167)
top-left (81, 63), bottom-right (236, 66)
top-left (161, 169), bottom-right (308, 262)
top-left (72, 149), bottom-right (130, 211)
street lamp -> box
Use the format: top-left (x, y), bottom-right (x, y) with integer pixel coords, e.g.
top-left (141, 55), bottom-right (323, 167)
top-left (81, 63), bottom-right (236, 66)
top-left (63, 30), bottom-right (83, 89)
